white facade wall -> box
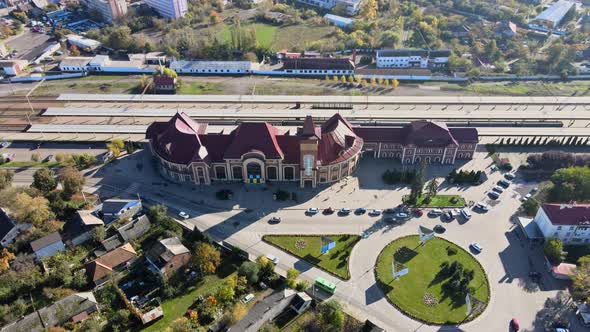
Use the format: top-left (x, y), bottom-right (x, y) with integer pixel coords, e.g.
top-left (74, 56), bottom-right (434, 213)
top-left (377, 55), bottom-right (428, 68)
top-left (80, 0), bottom-right (127, 23)
top-left (145, 0), bottom-right (188, 19)
top-left (534, 207), bottom-right (590, 244)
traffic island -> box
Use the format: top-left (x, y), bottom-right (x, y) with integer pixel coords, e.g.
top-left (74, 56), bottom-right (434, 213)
top-left (263, 234), bottom-right (361, 280)
top-left (375, 235), bottom-right (490, 325)
top-left (402, 194), bottom-right (466, 208)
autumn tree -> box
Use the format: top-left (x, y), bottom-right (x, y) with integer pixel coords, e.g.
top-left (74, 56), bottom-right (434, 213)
top-left (216, 282), bottom-right (235, 304)
top-left (60, 167), bottom-right (85, 198)
top-left (165, 317), bottom-right (192, 332)
top-left (229, 302), bottom-right (247, 324)
top-left (32, 168), bottom-right (57, 193)
top-left (392, 78), bottom-right (399, 89)
top-left (69, 44), bottom-right (80, 56)
top-left (573, 257), bottom-right (590, 302)
top-left (425, 178), bottom-right (439, 197)
top-left (0, 248), bottom-right (14, 273)
top-left (318, 300), bottom-right (345, 331)
top-left (192, 242), bottom-right (221, 274)
top-left (359, 0), bottom-right (377, 19)
top-left (12, 192), bottom-right (52, 226)
top-left (209, 10), bottom-right (222, 25)
top-left (0, 170), bottom-right (13, 190)
top-left (107, 138), bottom-right (125, 158)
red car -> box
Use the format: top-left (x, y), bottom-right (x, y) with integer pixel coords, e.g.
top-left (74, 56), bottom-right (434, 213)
top-left (323, 207), bottom-right (335, 215)
top-left (510, 318), bottom-right (520, 331)
top-left (413, 208), bottom-right (424, 217)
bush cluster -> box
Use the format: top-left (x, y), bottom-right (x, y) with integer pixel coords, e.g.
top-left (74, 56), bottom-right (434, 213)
top-left (447, 169), bottom-right (484, 184)
top-left (382, 169), bottom-right (417, 185)
top-left (525, 151), bottom-right (590, 171)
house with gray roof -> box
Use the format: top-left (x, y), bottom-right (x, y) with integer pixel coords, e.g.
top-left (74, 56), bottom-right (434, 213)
top-left (0, 208), bottom-right (30, 248)
top-left (100, 198), bottom-right (142, 224)
top-left (146, 237), bottom-right (191, 278)
top-left (63, 210), bottom-right (104, 246)
top-left (96, 215), bottom-right (151, 256)
top-left (30, 232), bottom-right (65, 260)
top-left (0, 292), bottom-right (98, 332)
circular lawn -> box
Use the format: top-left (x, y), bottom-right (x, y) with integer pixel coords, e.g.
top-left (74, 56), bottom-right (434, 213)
top-left (375, 235), bottom-right (490, 325)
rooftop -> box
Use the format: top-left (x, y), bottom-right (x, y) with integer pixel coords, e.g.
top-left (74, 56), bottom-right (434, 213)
top-left (377, 49), bottom-right (451, 58)
top-left (281, 58), bottom-right (354, 70)
top-left (0, 208), bottom-right (15, 241)
top-left (86, 243), bottom-right (137, 282)
top-left (60, 57), bottom-right (92, 67)
top-left (534, 0), bottom-right (575, 24)
top-left (30, 232), bottom-right (62, 252)
top-left (170, 60), bottom-right (256, 71)
top-left (542, 203), bottom-right (590, 226)
top-left (146, 237), bottom-right (190, 269)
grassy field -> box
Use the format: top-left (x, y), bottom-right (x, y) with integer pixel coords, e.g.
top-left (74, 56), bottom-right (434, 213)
top-left (403, 195), bottom-right (466, 208)
top-left (375, 235), bottom-right (490, 324)
top-left (0, 161), bottom-right (60, 168)
top-left (263, 234), bottom-right (361, 279)
top-left (178, 81), bottom-right (224, 95)
top-left (444, 81), bottom-right (590, 96)
top-left (142, 257), bottom-right (240, 332)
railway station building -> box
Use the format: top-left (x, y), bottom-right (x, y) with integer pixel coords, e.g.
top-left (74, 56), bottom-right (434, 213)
top-left (146, 113), bottom-right (477, 187)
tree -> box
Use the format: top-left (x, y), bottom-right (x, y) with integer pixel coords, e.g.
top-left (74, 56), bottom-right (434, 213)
top-left (192, 242), bottom-right (221, 274)
top-left (12, 192), bottom-right (52, 226)
top-left (286, 268), bottom-right (300, 289)
top-left (69, 44), bottom-right (80, 56)
top-left (359, 0), bottom-right (377, 19)
top-left (59, 167), bottom-right (85, 198)
top-left (147, 205), bottom-right (183, 235)
top-left (257, 255), bottom-right (275, 282)
top-left (216, 283), bottom-right (235, 304)
top-left (392, 79), bottom-right (399, 89)
top-left (544, 238), bottom-right (565, 266)
top-left (228, 302), bottom-right (247, 324)
top-left (521, 198), bottom-right (539, 216)
top-left (31, 152), bottom-right (40, 163)
top-left (209, 10), bottom-right (222, 25)
top-left (573, 259), bottom-right (590, 302)
top-left (409, 162), bottom-right (426, 203)
top-left (165, 317), bottom-right (192, 332)
top-left (0, 248), bottom-right (14, 273)
top-left (91, 226), bottom-right (106, 243)
top-left (0, 170), bottom-right (13, 190)
top-left (317, 300), bottom-right (344, 331)
top-left (549, 167), bottom-right (590, 202)
top-left (425, 178), bottom-right (439, 197)
top-left (32, 168), bottom-right (57, 193)
top-left (107, 139), bottom-right (125, 158)
top-left (238, 261), bottom-right (260, 284)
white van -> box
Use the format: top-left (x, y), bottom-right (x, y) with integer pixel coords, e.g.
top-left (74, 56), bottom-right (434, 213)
top-left (461, 208), bottom-right (472, 220)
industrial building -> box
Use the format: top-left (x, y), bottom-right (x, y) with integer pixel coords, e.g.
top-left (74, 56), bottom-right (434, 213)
top-left (376, 49), bottom-right (451, 69)
top-left (530, 0), bottom-right (575, 29)
top-left (170, 60), bottom-right (258, 74)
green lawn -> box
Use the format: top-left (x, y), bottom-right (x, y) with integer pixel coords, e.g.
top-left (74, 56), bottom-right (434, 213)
top-left (444, 82), bottom-right (590, 97)
top-left (178, 81), bottom-right (223, 95)
top-left (375, 235), bottom-right (490, 324)
top-left (263, 234), bottom-right (360, 280)
top-left (142, 258), bottom-right (240, 331)
top-left (220, 23), bottom-right (278, 48)
top-left (0, 161), bottom-right (60, 168)
top-left (403, 195), bottom-right (465, 207)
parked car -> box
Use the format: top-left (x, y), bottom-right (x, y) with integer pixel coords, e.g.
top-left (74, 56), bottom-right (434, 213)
top-left (355, 208), bottom-right (367, 215)
top-left (265, 254), bottom-right (279, 264)
top-left (0, 141), bottom-right (10, 148)
top-left (474, 202), bottom-right (489, 212)
top-left (498, 179), bottom-right (511, 188)
top-left (461, 208), bottom-right (472, 220)
top-left (434, 225), bottom-right (446, 233)
top-left (323, 207), bottom-right (334, 215)
top-left (470, 242), bottom-right (483, 253)
top-left (428, 209), bottom-right (443, 217)
top-left (531, 187), bottom-right (539, 193)
top-left (510, 318), bottom-right (520, 331)
top-left (178, 211), bottom-right (189, 219)
top-left (492, 186), bottom-right (504, 193)
top-left (384, 208), bottom-right (396, 214)
top-left (521, 193), bottom-right (532, 202)
top-left (505, 173), bottom-right (516, 180)
top-left (412, 208), bottom-right (424, 217)
top-left (306, 208), bottom-right (319, 215)
top-left (269, 216), bottom-right (281, 223)
top-left (242, 293), bottom-right (255, 304)
top-left (394, 212), bottom-right (410, 220)
top-left (444, 210), bottom-right (455, 221)
top-left (488, 191), bottom-right (500, 200)
top-left (369, 209), bottom-right (382, 216)
top-left (43, 154), bottom-right (53, 162)
top-left (339, 208), bottom-right (351, 215)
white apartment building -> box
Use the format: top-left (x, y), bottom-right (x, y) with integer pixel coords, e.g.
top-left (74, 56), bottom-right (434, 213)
top-left (145, 0), bottom-right (188, 19)
top-left (80, 0), bottom-right (127, 23)
top-left (294, 0), bottom-right (361, 16)
top-left (376, 49), bottom-right (451, 69)
top-left (534, 203), bottom-right (590, 245)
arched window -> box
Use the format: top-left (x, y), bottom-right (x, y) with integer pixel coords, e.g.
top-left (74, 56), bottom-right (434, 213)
top-left (267, 166), bottom-right (277, 180)
top-left (232, 166), bottom-right (243, 179)
top-left (434, 157), bottom-right (441, 163)
top-left (284, 167), bottom-right (294, 180)
top-left (215, 166), bottom-right (226, 179)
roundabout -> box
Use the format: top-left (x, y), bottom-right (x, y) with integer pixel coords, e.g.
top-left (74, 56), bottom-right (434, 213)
top-left (375, 235), bottom-right (490, 325)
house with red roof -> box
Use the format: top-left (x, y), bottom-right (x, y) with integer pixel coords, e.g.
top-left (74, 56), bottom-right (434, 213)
top-left (534, 203), bottom-right (590, 244)
top-left (145, 113), bottom-right (477, 188)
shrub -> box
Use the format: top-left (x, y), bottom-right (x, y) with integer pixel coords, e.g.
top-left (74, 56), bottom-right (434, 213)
top-left (274, 189), bottom-right (289, 201)
top-left (215, 189), bottom-right (233, 200)
top-left (544, 239), bottom-right (565, 265)
top-left (446, 247), bottom-right (457, 256)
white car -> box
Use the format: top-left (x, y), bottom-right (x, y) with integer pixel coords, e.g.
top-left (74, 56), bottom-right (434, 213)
top-left (178, 211), bottom-right (189, 219)
top-left (428, 209), bottom-right (443, 216)
top-left (475, 202), bottom-right (489, 212)
top-left (492, 186), bottom-right (504, 193)
top-left (242, 293), bottom-right (255, 304)
top-left (369, 209), bottom-right (382, 216)
top-left (521, 193), bottom-right (532, 202)
top-left (306, 208), bottom-right (319, 215)
top-left (470, 243), bottom-right (483, 253)
top-left (265, 254), bottom-right (279, 264)
top-left (461, 208), bottom-right (472, 220)
top-left (269, 216), bottom-right (281, 223)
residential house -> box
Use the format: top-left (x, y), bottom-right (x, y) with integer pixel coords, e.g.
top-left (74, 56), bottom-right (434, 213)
top-left (0, 208), bottom-right (29, 247)
top-left (290, 292), bottom-right (312, 314)
top-left (100, 198), bottom-right (142, 224)
top-left (30, 232), bottom-right (65, 259)
top-left (533, 203), bottom-right (590, 244)
top-left (85, 243), bottom-right (138, 286)
top-left (63, 210), bottom-right (104, 246)
top-left (229, 289), bottom-right (303, 332)
top-left (146, 237), bottom-right (191, 278)
top-left (96, 215), bottom-right (151, 256)
top-left (495, 21), bottom-right (517, 37)
top-left (0, 59), bottom-right (28, 76)
top-left (0, 292), bottom-right (98, 332)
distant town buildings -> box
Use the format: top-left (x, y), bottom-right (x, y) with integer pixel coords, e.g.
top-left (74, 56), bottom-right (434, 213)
top-left (376, 49), bottom-right (451, 69)
top-left (530, 0), bottom-right (575, 29)
top-left (79, 0), bottom-right (127, 23)
top-left (145, 0), bottom-right (188, 19)
top-left (280, 58), bottom-right (355, 75)
top-left (146, 113), bottom-right (477, 188)
top-left (534, 203), bottom-right (590, 244)
top-left (293, 0), bottom-right (361, 15)
top-left (170, 60), bottom-right (258, 74)
top-left (66, 34), bottom-right (102, 52)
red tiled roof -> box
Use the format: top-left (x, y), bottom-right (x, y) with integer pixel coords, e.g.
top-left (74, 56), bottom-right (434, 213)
top-left (224, 122), bottom-right (284, 159)
top-left (448, 128), bottom-right (479, 143)
top-left (542, 203), bottom-right (590, 226)
top-left (403, 121), bottom-right (458, 147)
top-left (85, 243), bottom-right (137, 282)
top-left (354, 123), bottom-right (477, 145)
top-left (353, 127), bottom-right (405, 143)
top-left (301, 116), bottom-right (319, 139)
top-left (318, 114), bottom-right (363, 165)
top-left (154, 76), bottom-right (175, 86)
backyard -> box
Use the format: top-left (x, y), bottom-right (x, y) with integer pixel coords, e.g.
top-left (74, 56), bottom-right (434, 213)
top-left (263, 234), bottom-right (360, 279)
top-left (375, 235), bottom-right (490, 324)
